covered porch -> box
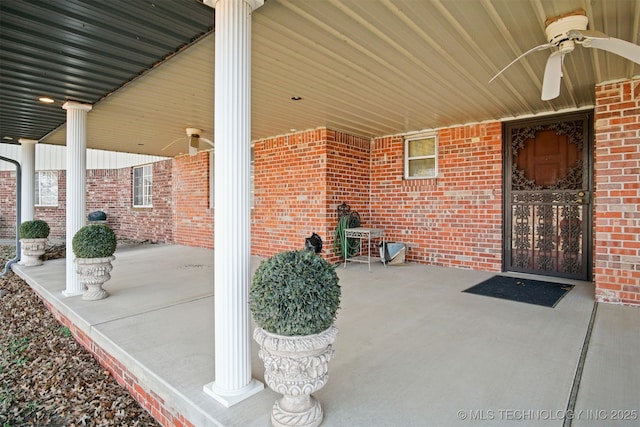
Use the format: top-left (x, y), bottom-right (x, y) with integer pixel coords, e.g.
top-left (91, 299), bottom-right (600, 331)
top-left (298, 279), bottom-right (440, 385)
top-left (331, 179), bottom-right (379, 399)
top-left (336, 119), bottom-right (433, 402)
top-left (10, 243), bottom-right (639, 426)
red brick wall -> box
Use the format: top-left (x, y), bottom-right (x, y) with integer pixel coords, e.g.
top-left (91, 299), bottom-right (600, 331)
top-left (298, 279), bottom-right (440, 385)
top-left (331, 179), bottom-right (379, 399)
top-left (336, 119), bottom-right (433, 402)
top-left (0, 170), bottom-right (66, 239)
top-left (370, 123), bottom-right (503, 271)
top-left (0, 160), bottom-right (173, 243)
top-left (594, 79), bottom-right (640, 306)
top-left (252, 129), bottom-right (331, 257)
top-left (325, 130), bottom-right (371, 262)
top-left (167, 129), bottom-right (371, 262)
top-left (117, 160), bottom-right (173, 243)
top-left (0, 171), bottom-right (17, 238)
top-left (34, 171), bottom-right (66, 238)
top-left (172, 153), bottom-right (213, 248)
top-left (250, 129), bottom-right (370, 261)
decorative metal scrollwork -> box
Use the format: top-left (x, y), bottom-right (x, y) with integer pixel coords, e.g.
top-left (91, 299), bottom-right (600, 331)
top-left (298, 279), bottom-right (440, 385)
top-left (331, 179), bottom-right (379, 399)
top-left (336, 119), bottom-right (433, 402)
top-left (535, 204), bottom-right (555, 271)
top-left (509, 119), bottom-right (585, 277)
top-left (511, 121), bottom-right (584, 191)
top-left (560, 205), bottom-right (582, 273)
top-left (551, 160), bottom-right (584, 190)
top-left (511, 126), bottom-right (543, 157)
top-left (512, 205), bottom-right (531, 268)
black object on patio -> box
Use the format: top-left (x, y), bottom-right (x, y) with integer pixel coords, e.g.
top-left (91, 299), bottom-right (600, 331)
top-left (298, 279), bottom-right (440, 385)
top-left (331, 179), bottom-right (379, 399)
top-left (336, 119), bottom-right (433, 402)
top-left (463, 275), bottom-right (574, 308)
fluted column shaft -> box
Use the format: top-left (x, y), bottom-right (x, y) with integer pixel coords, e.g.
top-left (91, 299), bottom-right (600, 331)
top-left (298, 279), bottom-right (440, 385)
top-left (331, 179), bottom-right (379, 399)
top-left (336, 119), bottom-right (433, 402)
top-left (203, 0), bottom-right (264, 407)
top-left (18, 139), bottom-right (38, 222)
top-left (62, 101), bottom-right (92, 297)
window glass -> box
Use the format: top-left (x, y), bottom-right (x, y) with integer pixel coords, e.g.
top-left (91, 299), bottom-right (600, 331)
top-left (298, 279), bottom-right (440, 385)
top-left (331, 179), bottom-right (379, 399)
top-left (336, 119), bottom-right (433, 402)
top-left (405, 135), bottom-right (437, 179)
top-left (409, 138), bottom-right (435, 157)
top-left (133, 164), bottom-right (153, 207)
top-left (35, 171), bottom-right (58, 206)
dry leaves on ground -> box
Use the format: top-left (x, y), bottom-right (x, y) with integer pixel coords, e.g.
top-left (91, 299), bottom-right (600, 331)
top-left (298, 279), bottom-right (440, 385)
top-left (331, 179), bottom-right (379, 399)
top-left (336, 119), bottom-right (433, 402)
top-left (0, 244), bottom-right (160, 427)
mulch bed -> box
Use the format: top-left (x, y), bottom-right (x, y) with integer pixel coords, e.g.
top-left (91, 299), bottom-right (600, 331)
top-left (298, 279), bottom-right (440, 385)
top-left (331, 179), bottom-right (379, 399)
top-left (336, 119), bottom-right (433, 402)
top-left (0, 244), bottom-right (160, 427)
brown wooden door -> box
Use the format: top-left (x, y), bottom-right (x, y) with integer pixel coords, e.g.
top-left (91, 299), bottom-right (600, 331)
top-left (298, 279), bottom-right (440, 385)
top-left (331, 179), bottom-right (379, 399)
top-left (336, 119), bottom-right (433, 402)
top-left (504, 112), bottom-right (592, 280)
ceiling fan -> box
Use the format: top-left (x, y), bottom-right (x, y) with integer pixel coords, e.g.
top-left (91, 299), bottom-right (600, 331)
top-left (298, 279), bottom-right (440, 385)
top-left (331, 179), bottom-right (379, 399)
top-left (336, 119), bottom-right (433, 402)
top-left (489, 9), bottom-right (640, 101)
top-left (161, 127), bottom-right (213, 156)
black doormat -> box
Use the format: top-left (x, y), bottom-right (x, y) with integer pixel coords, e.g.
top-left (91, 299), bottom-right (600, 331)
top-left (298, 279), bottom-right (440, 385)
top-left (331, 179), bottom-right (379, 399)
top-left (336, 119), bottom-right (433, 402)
top-left (463, 275), bottom-right (574, 308)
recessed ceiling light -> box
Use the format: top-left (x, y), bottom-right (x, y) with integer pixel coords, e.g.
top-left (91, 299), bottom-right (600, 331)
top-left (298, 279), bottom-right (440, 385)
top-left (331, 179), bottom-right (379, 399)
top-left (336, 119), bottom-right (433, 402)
top-left (290, 96), bottom-right (302, 101)
top-left (39, 97), bottom-right (55, 103)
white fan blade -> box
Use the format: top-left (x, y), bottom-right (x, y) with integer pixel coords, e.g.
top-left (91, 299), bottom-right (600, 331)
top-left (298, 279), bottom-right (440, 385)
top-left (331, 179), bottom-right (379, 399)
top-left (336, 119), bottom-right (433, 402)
top-left (590, 37), bottom-right (640, 64)
top-left (161, 137), bottom-right (184, 151)
top-left (489, 42), bottom-right (553, 83)
top-left (541, 50), bottom-right (564, 101)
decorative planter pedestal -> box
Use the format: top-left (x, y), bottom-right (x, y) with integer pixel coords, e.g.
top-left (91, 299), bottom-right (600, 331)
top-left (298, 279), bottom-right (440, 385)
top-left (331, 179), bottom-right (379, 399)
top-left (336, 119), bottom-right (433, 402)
top-left (19, 238), bottom-right (47, 266)
top-left (75, 256), bottom-right (115, 300)
top-left (254, 325), bottom-right (339, 427)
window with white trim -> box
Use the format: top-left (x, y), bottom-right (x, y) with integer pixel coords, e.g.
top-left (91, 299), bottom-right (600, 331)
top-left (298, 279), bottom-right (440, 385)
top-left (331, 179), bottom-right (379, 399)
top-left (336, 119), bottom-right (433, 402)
top-left (35, 171), bottom-right (58, 206)
top-left (133, 164), bottom-right (153, 207)
top-left (405, 135), bottom-right (437, 179)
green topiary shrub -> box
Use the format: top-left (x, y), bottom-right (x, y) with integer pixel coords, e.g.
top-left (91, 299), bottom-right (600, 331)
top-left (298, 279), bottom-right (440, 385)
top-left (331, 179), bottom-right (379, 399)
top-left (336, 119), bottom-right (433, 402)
top-left (72, 224), bottom-right (117, 258)
top-left (250, 249), bottom-right (341, 336)
top-left (19, 219), bottom-right (50, 239)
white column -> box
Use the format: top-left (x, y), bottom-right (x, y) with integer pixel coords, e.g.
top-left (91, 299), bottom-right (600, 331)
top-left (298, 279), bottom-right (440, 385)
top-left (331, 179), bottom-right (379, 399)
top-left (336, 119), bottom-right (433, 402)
top-left (62, 101), bottom-right (92, 297)
top-left (18, 138), bottom-right (38, 222)
top-left (203, 0), bottom-right (264, 407)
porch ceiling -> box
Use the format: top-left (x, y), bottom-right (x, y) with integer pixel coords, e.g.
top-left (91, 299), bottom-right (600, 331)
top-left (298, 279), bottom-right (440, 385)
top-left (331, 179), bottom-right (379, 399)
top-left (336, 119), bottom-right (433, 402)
top-left (1, 0), bottom-right (638, 157)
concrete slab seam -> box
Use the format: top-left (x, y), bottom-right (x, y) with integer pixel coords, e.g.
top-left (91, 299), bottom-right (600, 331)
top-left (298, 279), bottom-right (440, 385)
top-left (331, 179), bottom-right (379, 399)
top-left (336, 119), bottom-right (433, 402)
top-left (562, 301), bottom-right (599, 427)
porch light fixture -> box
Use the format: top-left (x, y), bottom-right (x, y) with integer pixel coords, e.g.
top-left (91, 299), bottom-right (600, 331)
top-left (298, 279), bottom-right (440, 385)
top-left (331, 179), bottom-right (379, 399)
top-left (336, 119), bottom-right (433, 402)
top-left (38, 97), bottom-right (55, 104)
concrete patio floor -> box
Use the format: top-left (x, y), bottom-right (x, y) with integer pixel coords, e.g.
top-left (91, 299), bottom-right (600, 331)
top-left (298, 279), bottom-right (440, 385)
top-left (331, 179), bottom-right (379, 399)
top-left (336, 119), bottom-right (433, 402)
top-left (10, 243), bottom-right (640, 427)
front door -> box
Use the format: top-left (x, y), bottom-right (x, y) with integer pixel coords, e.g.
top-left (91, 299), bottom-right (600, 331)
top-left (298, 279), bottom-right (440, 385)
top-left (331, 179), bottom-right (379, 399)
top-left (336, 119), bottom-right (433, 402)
top-left (504, 112), bottom-right (592, 281)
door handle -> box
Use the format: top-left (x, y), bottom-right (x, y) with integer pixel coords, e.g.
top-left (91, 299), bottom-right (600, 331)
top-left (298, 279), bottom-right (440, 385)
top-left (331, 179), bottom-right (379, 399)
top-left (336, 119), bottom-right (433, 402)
top-left (576, 191), bottom-right (588, 204)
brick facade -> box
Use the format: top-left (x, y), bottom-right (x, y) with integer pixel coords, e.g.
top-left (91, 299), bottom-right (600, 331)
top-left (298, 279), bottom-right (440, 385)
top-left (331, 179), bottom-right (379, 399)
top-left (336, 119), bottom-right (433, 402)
top-left (252, 128), bottom-right (370, 262)
top-left (594, 79), bottom-right (640, 306)
top-left (0, 160), bottom-right (173, 243)
top-left (118, 160), bottom-right (173, 243)
top-left (172, 153), bottom-right (213, 249)
top-left (0, 171), bottom-right (17, 238)
top-left (371, 123), bottom-right (503, 270)
top-left (2, 80), bottom-right (639, 307)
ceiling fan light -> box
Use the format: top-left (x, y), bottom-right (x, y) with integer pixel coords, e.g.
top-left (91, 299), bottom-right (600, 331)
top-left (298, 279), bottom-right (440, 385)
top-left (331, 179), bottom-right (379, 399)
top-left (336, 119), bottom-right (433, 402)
top-left (558, 40), bottom-right (575, 54)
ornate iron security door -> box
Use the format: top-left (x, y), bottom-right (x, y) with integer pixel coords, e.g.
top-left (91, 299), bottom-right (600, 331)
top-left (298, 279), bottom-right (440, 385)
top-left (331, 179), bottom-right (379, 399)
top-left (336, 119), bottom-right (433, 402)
top-left (504, 113), bottom-right (592, 280)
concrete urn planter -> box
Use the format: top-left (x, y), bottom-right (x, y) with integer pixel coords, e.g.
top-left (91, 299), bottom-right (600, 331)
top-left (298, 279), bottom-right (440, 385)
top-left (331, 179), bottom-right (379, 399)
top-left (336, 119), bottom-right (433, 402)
top-left (254, 325), bottom-right (339, 427)
top-left (19, 238), bottom-right (47, 266)
top-left (75, 256), bottom-right (115, 300)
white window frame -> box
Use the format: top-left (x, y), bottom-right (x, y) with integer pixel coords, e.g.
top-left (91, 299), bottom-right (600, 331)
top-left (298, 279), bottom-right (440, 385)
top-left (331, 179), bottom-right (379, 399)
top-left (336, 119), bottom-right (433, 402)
top-left (133, 164), bottom-right (153, 207)
top-left (34, 170), bottom-right (58, 206)
top-left (404, 134), bottom-right (438, 179)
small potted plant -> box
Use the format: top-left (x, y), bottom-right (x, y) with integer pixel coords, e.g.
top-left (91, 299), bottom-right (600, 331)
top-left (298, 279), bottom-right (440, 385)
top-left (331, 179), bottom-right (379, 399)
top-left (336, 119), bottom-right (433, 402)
top-left (19, 219), bottom-right (50, 266)
top-left (72, 224), bottom-right (117, 300)
top-left (250, 249), bottom-right (340, 427)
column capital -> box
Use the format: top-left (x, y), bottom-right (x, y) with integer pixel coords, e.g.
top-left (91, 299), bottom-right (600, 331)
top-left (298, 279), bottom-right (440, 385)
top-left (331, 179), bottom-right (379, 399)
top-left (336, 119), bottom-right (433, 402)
top-left (18, 138), bottom-right (39, 145)
top-left (245, 0), bottom-right (264, 10)
top-left (62, 101), bottom-right (92, 112)
top-left (211, 0), bottom-right (264, 11)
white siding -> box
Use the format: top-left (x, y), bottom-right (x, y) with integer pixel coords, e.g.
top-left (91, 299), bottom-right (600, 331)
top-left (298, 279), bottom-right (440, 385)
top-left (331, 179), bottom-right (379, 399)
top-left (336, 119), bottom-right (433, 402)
top-left (0, 143), bottom-right (168, 171)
